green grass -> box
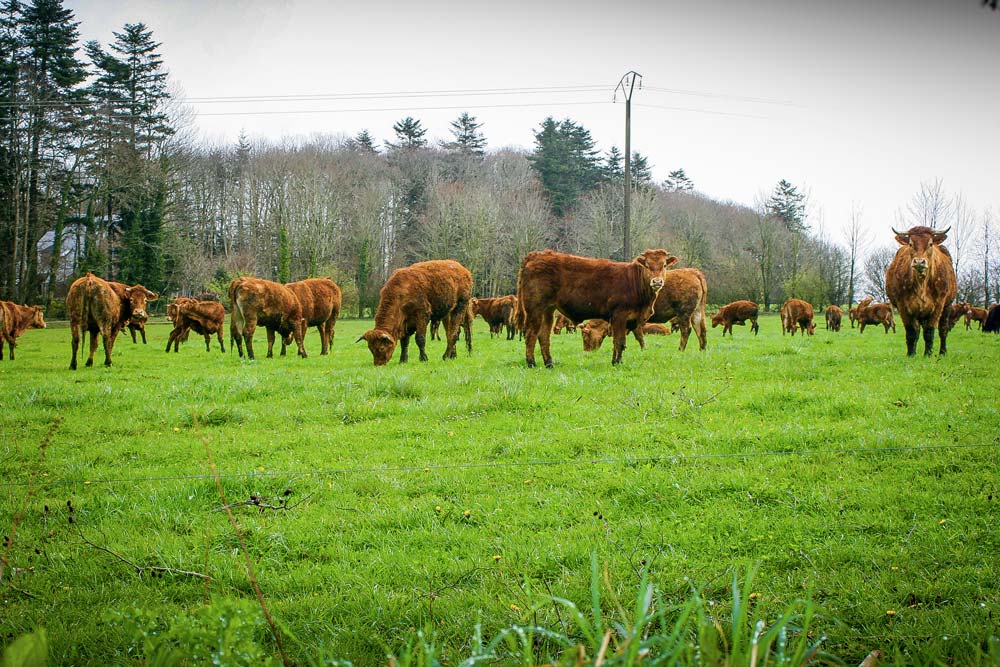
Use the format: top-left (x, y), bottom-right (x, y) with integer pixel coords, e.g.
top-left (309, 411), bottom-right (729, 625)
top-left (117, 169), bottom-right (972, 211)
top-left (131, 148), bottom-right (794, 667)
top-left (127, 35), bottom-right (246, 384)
top-left (2, 315), bottom-right (999, 665)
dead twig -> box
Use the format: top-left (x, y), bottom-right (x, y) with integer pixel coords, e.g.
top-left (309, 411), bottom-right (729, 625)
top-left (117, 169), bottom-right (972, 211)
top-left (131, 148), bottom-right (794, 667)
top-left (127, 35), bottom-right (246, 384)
top-left (214, 492), bottom-right (314, 513)
top-left (70, 516), bottom-right (210, 581)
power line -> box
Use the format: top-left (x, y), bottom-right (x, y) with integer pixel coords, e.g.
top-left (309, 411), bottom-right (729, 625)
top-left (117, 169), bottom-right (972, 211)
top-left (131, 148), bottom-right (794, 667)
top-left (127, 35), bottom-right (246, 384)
top-left (4, 441), bottom-right (995, 489)
top-left (643, 85), bottom-right (804, 108)
top-left (633, 102), bottom-right (771, 120)
top-left (192, 100), bottom-right (611, 117)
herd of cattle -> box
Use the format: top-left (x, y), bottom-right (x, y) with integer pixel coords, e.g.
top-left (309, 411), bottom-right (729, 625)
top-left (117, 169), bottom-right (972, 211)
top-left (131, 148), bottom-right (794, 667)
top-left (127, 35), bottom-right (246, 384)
top-left (0, 225), bottom-right (997, 368)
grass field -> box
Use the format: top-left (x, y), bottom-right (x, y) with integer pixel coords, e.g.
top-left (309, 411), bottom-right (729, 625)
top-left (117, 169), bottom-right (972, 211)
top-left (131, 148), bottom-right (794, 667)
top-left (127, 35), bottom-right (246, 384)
top-left (2, 314), bottom-right (999, 666)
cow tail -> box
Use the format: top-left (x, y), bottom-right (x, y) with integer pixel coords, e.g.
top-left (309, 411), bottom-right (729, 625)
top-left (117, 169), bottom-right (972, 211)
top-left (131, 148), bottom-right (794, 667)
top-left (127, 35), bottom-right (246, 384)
top-left (229, 280), bottom-right (245, 352)
top-left (515, 267), bottom-right (527, 334)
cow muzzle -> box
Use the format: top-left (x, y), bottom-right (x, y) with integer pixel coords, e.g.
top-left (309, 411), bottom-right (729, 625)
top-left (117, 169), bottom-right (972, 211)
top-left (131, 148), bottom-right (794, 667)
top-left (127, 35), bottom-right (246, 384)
top-left (650, 277), bottom-right (664, 291)
top-left (911, 258), bottom-right (928, 276)
top-left (133, 309), bottom-right (147, 320)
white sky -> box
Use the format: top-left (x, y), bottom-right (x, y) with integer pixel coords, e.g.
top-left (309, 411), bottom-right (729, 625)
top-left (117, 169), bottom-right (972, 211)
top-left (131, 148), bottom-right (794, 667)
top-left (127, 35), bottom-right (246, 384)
top-left (66, 0), bottom-right (1000, 245)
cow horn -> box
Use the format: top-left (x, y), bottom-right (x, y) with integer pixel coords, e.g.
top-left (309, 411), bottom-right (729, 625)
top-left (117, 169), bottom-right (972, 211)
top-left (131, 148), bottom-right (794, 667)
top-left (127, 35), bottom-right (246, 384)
top-left (355, 335), bottom-right (365, 343)
top-left (931, 226), bottom-right (951, 236)
top-left (891, 227), bottom-right (903, 236)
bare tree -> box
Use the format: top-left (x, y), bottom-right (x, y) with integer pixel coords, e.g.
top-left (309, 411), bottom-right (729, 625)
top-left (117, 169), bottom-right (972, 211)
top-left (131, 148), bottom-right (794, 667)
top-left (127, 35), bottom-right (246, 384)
top-left (982, 209), bottom-right (994, 307)
top-left (843, 202), bottom-right (869, 307)
top-left (950, 193), bottom-right (976, 284)
top-left (907, 178), bottom-right (953, 228)
top-left (864, 246), bottom-right (897, 302)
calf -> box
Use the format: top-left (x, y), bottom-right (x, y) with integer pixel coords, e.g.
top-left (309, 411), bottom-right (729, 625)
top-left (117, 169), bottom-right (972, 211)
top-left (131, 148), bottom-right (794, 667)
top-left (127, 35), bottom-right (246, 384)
top-left (473, 295), bottom-right (518, 339)
top-left (228, 277), bottom-right (307, 360)
top-left (0, 301), bottom-right (46, 360)
top-left (67, 273), bottom-right (157, 369)
top-left (885, 226), bottom-right (957, 355)
top-left (965, 306), bottom-right (989, 330)
top-left (825, 305), bottom-right (842, 332)
top-left (360, 259), bottom-right (473, 366)
top-left (517, 248), bottom-right (676, 366)
top-left (552, 312), bottom-right (577, 335)
top-left (942, 302), bottom-right (969, 333)
top-left (857, 298), bottom-right (896, 334)
top-left (780, 298), bottom-right (815, 336)
top-left (126, 317), bottom-right (148, 344)
top-left (166, 297), bottom-right (226, 353)
top-left (580, 319), bottom-right (611, 351)
top-left (281, 278), bottom-right (342, 356)
top-left (642, 322), bottom-right (671, 336)
top-left (711, 300), bottom-right (759, 337)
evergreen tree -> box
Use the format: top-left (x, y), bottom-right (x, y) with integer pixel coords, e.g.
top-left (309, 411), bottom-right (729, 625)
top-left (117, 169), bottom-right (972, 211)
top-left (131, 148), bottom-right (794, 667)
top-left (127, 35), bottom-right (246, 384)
top-left (385, 116), bottom-right (427, 151)
top-left (108, 22), bottom-right (172, 155)
top-left (630, 151), bottom-right (652, 190)
top-left (603, 146), bottom-right (624, 181)
top-left (766, 179), bottom-right (807, 232)
top-left (443, 112), bottom-right (486, 156)
top-left (664, 168), bottom-right (694, 192)
top-left (353, 129), bottom-right (377, 153)
top-left (528, 116), bottom-right (603, 220)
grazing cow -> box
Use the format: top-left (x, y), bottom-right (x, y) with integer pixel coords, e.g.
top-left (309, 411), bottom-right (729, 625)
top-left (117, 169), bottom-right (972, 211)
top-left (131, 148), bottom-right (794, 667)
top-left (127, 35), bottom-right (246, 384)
top-left (228, 277), bottom-right (307, 360)
top-left (942, 302), bottom-right (970, 333)
top-left (885, 226), bottom-right (957, 356)
top-left (166, 297), bottom-right (226, 353)
top-left (517, 249), bottom-right (676, 367)
top-left (711, 300), bottom-right (759, 337)
top-left (983, 304), bottom-right (1000, 334)
top-left (473, 295), bottom-right (518, 339)
top-left (360, 259), bottom-right (473, 366)
top-left (825, 305), bottom-right (843, 332)
top-left (0, 301), bottom-right (46, 360)
top-left (631, 267), bottom-right (707, 352)
top-left (552, 312), bottom-right (577, 335)
top-left (780, 298), bottom-right (816, 336)
top-left (67, 273), bottom-right (158, 369)
top-left (965, 306), bottom-right (989, 331)
top-left (281, 278), bottom-right (342, 356)
top-left (580, 319), bottom-right (611, 351)
top-left (856, 298), bottom-right (896, 334)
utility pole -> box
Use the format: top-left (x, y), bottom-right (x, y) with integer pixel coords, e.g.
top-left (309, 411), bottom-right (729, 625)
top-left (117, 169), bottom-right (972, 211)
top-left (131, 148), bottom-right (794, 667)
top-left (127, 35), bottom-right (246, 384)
top-left (616, 71), bottom-right (641, 260)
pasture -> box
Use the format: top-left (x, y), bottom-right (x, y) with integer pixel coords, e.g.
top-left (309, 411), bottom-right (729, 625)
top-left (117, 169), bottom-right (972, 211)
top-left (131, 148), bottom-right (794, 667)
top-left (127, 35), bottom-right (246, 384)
top-left (2, 316), bottom-right (999, 665)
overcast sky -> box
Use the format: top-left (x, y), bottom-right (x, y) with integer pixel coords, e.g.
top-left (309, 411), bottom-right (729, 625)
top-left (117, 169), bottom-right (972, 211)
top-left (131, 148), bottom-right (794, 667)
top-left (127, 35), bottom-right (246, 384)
top-left (66, 0), bottom-right (999, 245)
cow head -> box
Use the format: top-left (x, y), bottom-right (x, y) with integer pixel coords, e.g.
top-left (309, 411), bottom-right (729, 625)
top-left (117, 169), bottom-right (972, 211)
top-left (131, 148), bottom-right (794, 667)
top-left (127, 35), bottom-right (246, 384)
top-left (358, 328), bottom-right (396, 366)
top-left (633, 249), bottom-right (677, 292)
top-left (27, 305), bottom-right (46, 329)
top-left (124, 285), bottom-right (158, 321)
top-left (580, 319), bottom-right (610, 352)
top-left (470, 297), bottom-right (480, 315)
top-left (893, 226), bottom-right (949, 281)
top-left (710, 311), bottom-right (723, 328)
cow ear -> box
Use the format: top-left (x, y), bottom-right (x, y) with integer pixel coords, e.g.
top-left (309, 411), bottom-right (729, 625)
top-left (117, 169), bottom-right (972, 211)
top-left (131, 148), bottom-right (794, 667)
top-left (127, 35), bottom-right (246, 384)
top-left (378, 332), bottom-right (393, 343)
top-left (633, 255), bottom-right (648, 267)
top-left (932, 231), bottom-right (948, 244)
top-left (665, 255), bottom-right (679, 267)
top-left (124, 286), bottom-right (133, 295)
top-left (146, 290), bottom-right (158, 300)
top-left (894, 233), bottom-right (910, 246)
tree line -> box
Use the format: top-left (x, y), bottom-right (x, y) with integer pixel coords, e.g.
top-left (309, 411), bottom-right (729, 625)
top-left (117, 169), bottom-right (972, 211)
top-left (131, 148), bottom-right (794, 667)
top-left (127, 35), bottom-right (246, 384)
top-left (2, 1), bottom-right (997, 318)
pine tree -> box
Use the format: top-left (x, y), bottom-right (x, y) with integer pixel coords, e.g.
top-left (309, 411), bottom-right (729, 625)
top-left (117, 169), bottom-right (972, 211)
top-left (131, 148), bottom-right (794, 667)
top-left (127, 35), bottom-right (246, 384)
top-left (766, 179), bottom-right (807, 232)
top-left (443, 112), bottom-right (486, 156)
top-left (630, 151), bottom-right (652, 190)
top-left (385, 116), bottom-right (427, 151)
top-left (109, 22), bottom-right (172, 155)
top-left (353, 129), bottom-right (377, 153)
top-left (603, 146), bottom-right (624, 181)
top-left (528, 116), bottom-right (603, 220)
top-left (664, 168), bottom-right (694, 192)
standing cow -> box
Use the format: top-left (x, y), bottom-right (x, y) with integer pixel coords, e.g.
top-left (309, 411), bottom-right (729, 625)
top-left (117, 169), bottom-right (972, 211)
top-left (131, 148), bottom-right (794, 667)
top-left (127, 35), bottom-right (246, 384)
top-left (67, 273), bottom-right (158, 369)
top-left (780, 298), bottom-right (815, 336)
top-left (0, 301), bottom-right (46, 360)
top-left (632, 267), bottom-right (707, 352)
top-left (473, 295), bottom-right (518, 339)
top-left (712, 300), bottom-right (759, 337)
top-left (359, 259), bottom-right (473, 366)
top-left (229, 277), bottom-right (307, 360)
top-left (825, 305), bottom-right (843, 332)
top-left (281, 278), bottom-right (342, 356)
top-left (856, 298), bottom-right (896, 334)
top-left (166, 297), bottom-right (227, 353)
top-left (942, 301), bottom-right (970, 334)
top-left (885, 226), bottom-right (957, 356)
top-left (965, 306), bottom-right (989, 331)
top-left (517, 249), bottom-right (675, 367)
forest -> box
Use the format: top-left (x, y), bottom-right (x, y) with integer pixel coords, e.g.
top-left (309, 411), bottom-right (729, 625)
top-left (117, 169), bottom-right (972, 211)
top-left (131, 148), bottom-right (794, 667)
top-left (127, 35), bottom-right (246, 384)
top-left (2, 1), bottom-right (997, 319)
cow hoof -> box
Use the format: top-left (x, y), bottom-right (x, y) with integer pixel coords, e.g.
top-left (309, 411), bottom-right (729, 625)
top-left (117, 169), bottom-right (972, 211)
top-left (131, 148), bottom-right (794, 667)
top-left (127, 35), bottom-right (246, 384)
top-left (526, 359), bottom-right (536, 368)
top-left (544, 360), bottom-right (554, 369)
top-left (85, 359), bottom-right (93, 367)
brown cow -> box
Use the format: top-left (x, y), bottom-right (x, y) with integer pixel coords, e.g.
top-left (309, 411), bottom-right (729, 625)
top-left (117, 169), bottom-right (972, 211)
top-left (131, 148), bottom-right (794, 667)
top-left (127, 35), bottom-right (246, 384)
top-left (126, 317), bottom-right (148, 344)
top-left (517, 249), bottom-right (676, 367)
top-left (360, 259), bottom-right (473, 366)
top-left (885, 226), bottom-right (957, 356)
top-left (281, 278), bottom-right (342, 356)
top-left (711, 300), bottom-right (759, 337)
top-left (552, 312), bottom-right (577, 335)
top-left (0, 301), bottom-right (46, 360)
top-left (228, 277), bottom-right (307, 360)
top-left (631, 267), bottom-right (707, 352)
top-left (825, 305), bottom-right (843, 332)
top-left (67, 273), bottom-right (158, 369)
top-left (848, 304), bottom-right (860, 328)
top-left (857, 298), bottom-right (896, 334)
top-left (780, 298), bottom-right (815, 336)
top-left (965, 306), bottom-right (989, 331)
top-left (473, 295), bottom-right (518, 340)
top-left (642, 322), bottom-right (671, 336)
top-left (166, 297), bottom-right (226, 353)
top-left (942, 302), bottom-right (970, 333)
top-left (579, 319), bottom-right (611, 351)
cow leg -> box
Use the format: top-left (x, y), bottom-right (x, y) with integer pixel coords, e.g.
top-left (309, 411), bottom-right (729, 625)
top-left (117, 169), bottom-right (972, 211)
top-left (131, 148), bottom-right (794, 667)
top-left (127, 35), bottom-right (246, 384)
top-left (319, 324), bottom-right (329, 356)
top-left (677, 321), bottom-right (692, 351)
top-left (217, 329), bottom-right (225, 353)
top-left (610, 315), bottom-right (630, 365)
top-left (537, 309), bottom-right (556, 368)
top-left (463, 314), bottom-right (473, 355)
top-left (166, 328), bottom-right (176, 352)
top-left (921, 324), bottom-right (935, 356)
top-left (100, 327), bottom-right (114, 367)
top-left (129, 328), bottom-right (137, 344)
top-left (524, 324), bottom-right (538, 368)
top-left (70, 325), bottom-right (80, 369)
top-left (203, 333), bottom-right (211, 352)
top-left (140, 328), bottom-right (146, 344)
top-left (85, 327), bottom-right (100, 367)
top-left (400, 332), bottom-right (412, 363)
top-left (632, 327), bottom-right (646, 351)
top-left (902, 319), bottom-right (919, 356)
top-left (859, 321), bottom-right (866, 334)
top-left (938, 321), bottom-right (949, 355)
top-left (243, 322), bottom-right (257, 360)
